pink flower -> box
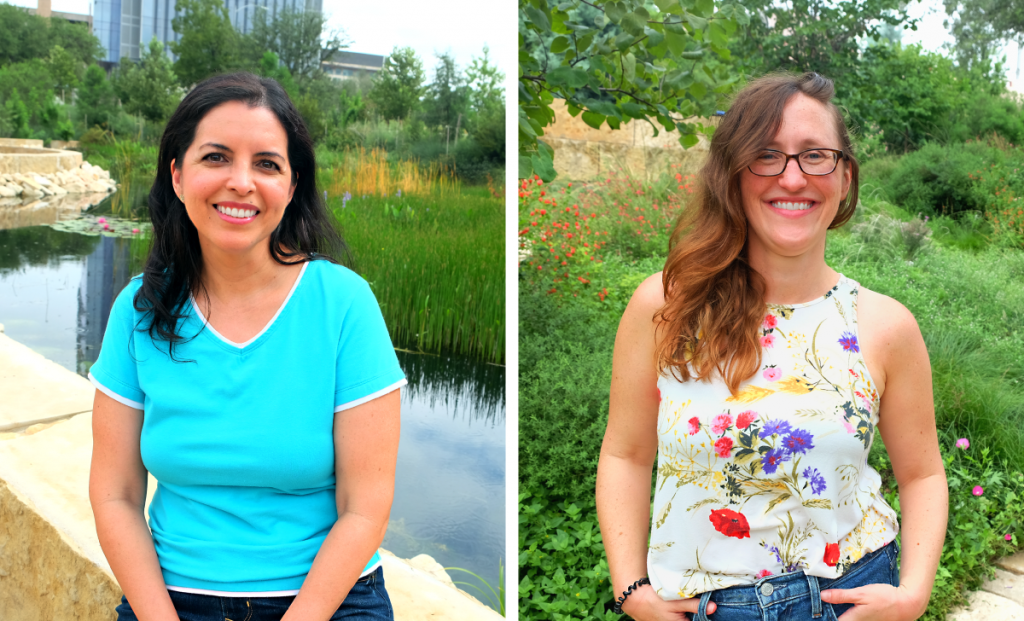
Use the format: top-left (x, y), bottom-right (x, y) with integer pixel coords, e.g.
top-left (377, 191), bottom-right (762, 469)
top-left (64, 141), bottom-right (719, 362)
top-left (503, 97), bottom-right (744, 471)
top-left (687, 417), bottom-right (700, 436)
top-left (843, 421), bottom-right (855, 434)
top-left (711, 413), bottom-right (733, 435)
top-left (760, 334), bottom-right (775, 348)
top-left (955, 438), bottom-right (970, 450)
top-left (972, 486), bottom-right (984, 496)
top-left (762, 367), bottom-right (781, 382)
top-left (132, 228), bottom-right (140, 234)
top-left (756, 569), bottom-right (773, 578)
top-left (103, 224), bottom-right (110, 230)
top-left (736, 411), bottom-right (757, 429)
top-left (97, 217), bottom-right (106, 223)
top-left (714, 437), bottom-right (733, 458)
top-left (1006, 534), bottom-right (1013, 541)
top-left (763, 314), bottom-right (778, 329)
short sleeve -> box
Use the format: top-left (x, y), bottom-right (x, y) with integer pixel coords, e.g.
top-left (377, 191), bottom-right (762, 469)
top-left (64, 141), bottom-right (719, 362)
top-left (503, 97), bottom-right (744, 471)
top-left (333, 279), bottom-right (407, 412)
top-left (89, 279), bottom-right (145, 410)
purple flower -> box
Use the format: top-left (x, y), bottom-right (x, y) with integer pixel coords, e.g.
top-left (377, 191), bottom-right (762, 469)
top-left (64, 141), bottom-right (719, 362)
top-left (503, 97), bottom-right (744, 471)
top-left (782, 428), bottom-right (815, 455)
top-left (761, 448), bottom-right (789, 474)
top-left (759, 419), bottom-right (793, 439)
top-left (839, 332), bottom-right (859, 353)
top-left (802, 467), bottom-right (827, 495)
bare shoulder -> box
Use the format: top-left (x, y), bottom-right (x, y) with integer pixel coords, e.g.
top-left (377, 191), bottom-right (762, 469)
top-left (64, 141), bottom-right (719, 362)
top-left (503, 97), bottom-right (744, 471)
top-left (856, 285), bottom-right (920, 338)
top-left (626, 271), bottom-right (666, 317)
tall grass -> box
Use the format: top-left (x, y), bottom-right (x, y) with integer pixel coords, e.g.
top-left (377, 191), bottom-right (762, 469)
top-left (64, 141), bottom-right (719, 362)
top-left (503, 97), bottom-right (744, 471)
top-left (323, 147), bottom-right (461, 200)
top-left (328, 185), bottom-right (503, 363)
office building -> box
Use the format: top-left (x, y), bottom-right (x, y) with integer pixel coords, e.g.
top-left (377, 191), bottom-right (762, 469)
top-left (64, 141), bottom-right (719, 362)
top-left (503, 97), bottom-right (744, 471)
top-left (93, 0), bottom-right (322, 64)
top-left (322, 51), bottom-right (384, 81)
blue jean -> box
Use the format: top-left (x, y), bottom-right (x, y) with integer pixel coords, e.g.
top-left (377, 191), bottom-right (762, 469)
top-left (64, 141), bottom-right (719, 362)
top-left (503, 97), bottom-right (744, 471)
top-left (115, 566), bottom-right (393, 621)
top-left (694, 540), bottom-right (900, 621)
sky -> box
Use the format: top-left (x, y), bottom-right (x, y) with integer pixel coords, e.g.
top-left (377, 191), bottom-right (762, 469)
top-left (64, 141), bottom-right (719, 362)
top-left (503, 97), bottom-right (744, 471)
top-left (5, 0), bottom-right (515, 80)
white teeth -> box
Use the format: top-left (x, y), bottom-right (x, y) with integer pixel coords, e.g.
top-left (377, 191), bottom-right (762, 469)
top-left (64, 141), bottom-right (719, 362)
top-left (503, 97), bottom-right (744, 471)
top-left (216, 205), bottom-right (256, 218)
top-left (773, 201), bottom-right (813, 211)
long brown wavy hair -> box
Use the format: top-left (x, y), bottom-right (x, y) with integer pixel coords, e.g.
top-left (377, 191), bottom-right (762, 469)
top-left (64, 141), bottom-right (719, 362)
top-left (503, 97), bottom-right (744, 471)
top-left (655, 72), bottom-right (860, 394)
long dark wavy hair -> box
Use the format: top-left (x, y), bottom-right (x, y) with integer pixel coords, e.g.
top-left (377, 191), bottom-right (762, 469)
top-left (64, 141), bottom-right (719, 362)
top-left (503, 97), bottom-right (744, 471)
top-left (136, 72), bottom-right (347, 358)
top-left (655, 72), bottom-right (859, 394)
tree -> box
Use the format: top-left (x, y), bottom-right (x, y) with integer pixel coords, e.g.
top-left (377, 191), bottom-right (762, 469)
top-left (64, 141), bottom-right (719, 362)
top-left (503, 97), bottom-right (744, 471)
top-left (171, 0), bottom-right (239, 87)
top-left (244, 9), bottom-right (348, 80)
top-left (4, 88), bottom-right (31, 138)
top-left (943, 0), bottom-right (1024, 74)
top-left (466, 45), bottom-right (504, 119)
top-left (257, 51), bottom-right (298, 97)
top-left (730, 0), bottom-right (918, 82)
top-left (114, 38), bottom-right (183, 123)
top-left (424, 52), bottom-right (469, 131)
top-left (0, 5), bottom-right (50, 66)
top-left (47, 18), bottom-right (104, 66)
top-left (77, 64), bottom-right (116, 129)
top-left (368, 47), bottom-right (425, 121)
top-left (47, 45), bottom-right (80, 103)
top-left (519, 0), bottom-right (747, 180)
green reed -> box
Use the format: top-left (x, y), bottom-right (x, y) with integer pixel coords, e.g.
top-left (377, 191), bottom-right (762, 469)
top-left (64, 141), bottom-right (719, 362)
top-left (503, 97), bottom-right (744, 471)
top-left (328, 185), bottom-right (504, 363)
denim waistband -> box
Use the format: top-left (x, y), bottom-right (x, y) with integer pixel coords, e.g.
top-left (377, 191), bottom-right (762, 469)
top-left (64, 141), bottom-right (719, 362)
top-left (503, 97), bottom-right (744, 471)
top-left (694, 539), bottom-right (898, 621)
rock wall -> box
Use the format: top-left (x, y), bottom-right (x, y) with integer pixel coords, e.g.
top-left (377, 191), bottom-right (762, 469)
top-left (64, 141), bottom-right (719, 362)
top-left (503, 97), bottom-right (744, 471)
top-left (538, 99), bottom-right (710, 181)
top-left (0, 162), bottom-right (116, 199)
top-left (0, 328), bottom-right (502, 621)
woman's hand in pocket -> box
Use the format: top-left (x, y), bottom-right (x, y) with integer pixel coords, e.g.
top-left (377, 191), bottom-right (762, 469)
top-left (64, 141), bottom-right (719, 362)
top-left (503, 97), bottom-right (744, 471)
top-left (621, 585), bottom-right (717, 621)
top-left (821, 584), bottom-right (925, 621)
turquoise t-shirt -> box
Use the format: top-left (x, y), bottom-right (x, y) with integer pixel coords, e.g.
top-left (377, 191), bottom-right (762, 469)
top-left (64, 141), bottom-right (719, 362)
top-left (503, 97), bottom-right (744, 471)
top-left (89, 260), bottom-right (407, 593)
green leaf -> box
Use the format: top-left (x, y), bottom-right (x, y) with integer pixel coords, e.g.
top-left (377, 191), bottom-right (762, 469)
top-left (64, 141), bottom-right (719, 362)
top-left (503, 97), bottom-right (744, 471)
top-left (605, 1), bottom-right (626, 23)
top-left (537, 140), bottom-right (555, 159)
top-left (620, 101), bottom-right (645, 118)
top-left (606, 116), bottom-right (621, 130)
top-left (694, 0), bottom-right (714, 17)
top-left (566, 102), bottom-right (582, 117)
top-left (585, 100), bottom-right (619, 117)
top-left (531, 151), bottom-right (557, 182)
top-left (656, 114), bottom-right (675, 131)
top-left (679, 49), bottom-right (704, 60)
top-left (576, 32), bottom-right (595, 53)
top-left (519, 110), bottom-right (538, 138)
top-left (518, 154), bottom-right (535, 179)
top-left (622, 52), bottom-right (637, 83)
top-left (666, 31), bottom-right (688, 56)
top-left (547, 66), bottom-right (590, 88)
top-left (680, 132), bottom-right (700, 148)
top-left (581, 110), bottom-right (606, 129)
top-left (653, 0), bottom-right (679, 11)
top-left (684, 11), bottom-right (708, 30)
top-left (621, 9), bottom-right (649, 36)
top-left (525, 6), bottom-right (551, 32)
top-left (708, 21), bottom-right (728, 47)
top-left (645, 27), bottom-right (665, 48)
top-left (550, 36), bottom-right (571, 53)
top-left (613, 32), bottom-right (634, 51)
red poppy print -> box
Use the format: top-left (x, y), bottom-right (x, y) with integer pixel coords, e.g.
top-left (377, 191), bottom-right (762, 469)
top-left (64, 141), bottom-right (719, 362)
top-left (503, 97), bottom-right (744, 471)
top-left (714, 437), bottom-right (734, 458)
top-left (709, 508), bottom-right (750, 539)
top-left (687, 417), bottom-right (700, 435)
top-left (736, 411), bottom-right (757, 429)
top-left (823, 543), bottom-right (840, 567)
top-left (763, 314), bottom-right (778, 329)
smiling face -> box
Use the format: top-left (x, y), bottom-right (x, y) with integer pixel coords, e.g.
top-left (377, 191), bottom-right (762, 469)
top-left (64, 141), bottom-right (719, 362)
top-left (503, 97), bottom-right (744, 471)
top-left (171, 101), bottom-right (295, 260)
top-left (739, 93), bottom-right (851, 262)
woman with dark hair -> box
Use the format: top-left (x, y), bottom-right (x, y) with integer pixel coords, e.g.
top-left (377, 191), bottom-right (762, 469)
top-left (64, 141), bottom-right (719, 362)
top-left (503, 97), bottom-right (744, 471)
top-left (596, 73), bottom-right (947, 621)
top-left (88, 72), bottom-right (405, 620)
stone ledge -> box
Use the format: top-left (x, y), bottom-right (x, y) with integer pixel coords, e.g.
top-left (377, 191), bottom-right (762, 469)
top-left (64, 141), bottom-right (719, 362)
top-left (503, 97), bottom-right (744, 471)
top-left (948, 590), bottom-right (1024, 621)
top-left (999, 551), bottom-right (1024, 576)
top-left (0, 333), bottom-right (503, 620)
top-left (0, 333), bottom-right (94, 432)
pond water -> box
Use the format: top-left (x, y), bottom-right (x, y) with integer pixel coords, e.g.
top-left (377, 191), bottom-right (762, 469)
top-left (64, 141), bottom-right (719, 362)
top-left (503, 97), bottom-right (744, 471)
top-left (0, 192), bottom-right (506, 610)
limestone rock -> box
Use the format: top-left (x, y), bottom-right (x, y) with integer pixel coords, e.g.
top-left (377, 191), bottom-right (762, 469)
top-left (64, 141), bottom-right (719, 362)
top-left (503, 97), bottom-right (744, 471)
top-left (0, 186), bottom-right (15, 198)
top-left (999, 551), bottom-right (1024, 576)
top-left (948, 590), bottom-right (1024, 621)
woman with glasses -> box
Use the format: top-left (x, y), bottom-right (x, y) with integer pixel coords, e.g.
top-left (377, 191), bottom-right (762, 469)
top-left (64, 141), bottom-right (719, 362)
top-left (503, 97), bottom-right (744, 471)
top-left (596, 73), bottom-right (947, 621)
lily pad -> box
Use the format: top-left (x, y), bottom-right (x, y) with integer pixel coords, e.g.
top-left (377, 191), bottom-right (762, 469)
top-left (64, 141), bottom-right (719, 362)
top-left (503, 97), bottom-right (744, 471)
top-left (48, 215), bottom-right (152, 238)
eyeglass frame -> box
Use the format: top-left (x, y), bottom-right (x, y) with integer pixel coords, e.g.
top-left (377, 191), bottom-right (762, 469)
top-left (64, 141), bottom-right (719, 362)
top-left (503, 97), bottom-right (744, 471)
top-left (746, 148), bottom-right (848, 177)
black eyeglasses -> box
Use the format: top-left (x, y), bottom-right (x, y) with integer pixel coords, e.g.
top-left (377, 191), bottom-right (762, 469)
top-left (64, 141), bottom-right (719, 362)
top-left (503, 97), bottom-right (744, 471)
top-left (747, 148), bottom-right (846, 177)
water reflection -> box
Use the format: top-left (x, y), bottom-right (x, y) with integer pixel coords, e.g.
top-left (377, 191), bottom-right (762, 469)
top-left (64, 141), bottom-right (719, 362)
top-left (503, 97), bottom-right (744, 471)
top-left (0, 220), bottom-right (506, 612)
top-left (0, 193), bottom-right (112, 230)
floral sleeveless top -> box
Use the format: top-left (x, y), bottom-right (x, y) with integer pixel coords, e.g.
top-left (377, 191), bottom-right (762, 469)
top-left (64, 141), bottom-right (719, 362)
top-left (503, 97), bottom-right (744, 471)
top-left (649, 276), bottom-right (898, 599)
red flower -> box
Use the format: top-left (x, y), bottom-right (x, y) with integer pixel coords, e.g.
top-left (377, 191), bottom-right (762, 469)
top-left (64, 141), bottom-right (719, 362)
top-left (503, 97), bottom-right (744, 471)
top-left (714, 437), bottom-right (733, 458)
top-left (763, 314), bottom-right (778, 329)
top-left (709, 509), bottom-right (750, 539)
top-left (736, 411), bottom-right (757, 429)
top-left (823, 543), bottom-right (840, 567)
top-left (687, 417), bottom-right (700, 435)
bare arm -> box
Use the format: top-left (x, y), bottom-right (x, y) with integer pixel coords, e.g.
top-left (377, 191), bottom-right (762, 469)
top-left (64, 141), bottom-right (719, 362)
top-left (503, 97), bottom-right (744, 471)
top-left (89, 389), bottom-right (178, 621)
top-left (822, 291), bottom-right (947, 620)
top-left (282, 389), bottom-right (401, 621)
top-left (597, 274), bottom-right (714, 620)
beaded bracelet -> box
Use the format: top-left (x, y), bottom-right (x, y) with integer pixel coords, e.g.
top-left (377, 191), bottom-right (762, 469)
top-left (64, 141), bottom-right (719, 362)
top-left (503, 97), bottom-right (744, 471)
top-left (611, 577), bottom-right (651, 614)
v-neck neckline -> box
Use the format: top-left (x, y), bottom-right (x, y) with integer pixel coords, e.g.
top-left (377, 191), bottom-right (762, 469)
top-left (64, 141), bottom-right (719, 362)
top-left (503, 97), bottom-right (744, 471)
top-left (190, 261), bottom-right (309, 350)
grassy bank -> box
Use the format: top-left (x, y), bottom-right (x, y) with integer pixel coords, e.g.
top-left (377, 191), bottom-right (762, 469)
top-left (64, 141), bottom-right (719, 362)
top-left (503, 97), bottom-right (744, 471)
top-left (324, 151), bottom-right (504, 363)
top-left (518, 159), bottom-right (1024, 620)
